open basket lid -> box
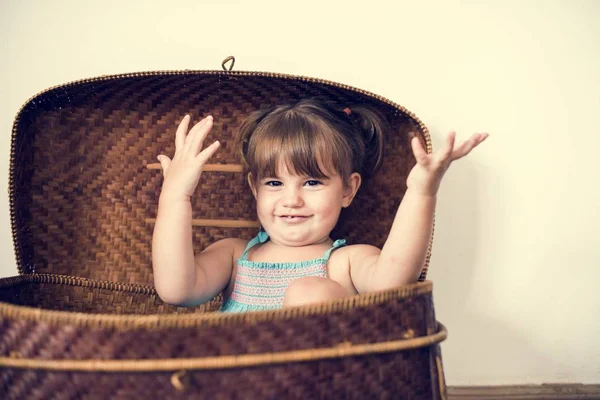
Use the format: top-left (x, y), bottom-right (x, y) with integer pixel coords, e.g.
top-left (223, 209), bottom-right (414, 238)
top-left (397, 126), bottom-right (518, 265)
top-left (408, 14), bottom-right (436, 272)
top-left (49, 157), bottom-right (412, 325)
top-left (9, 57), bottom-right (433, 285)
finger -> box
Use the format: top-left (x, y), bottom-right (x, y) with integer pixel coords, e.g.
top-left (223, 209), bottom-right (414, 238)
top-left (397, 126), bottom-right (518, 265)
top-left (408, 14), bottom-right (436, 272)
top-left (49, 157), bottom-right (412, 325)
top-left (436, 132), bottom-right (456, 162)
top-left (185, 116), bottom-right (213, 157)
top-left (451, 133), bottom-right (488, 160)
top-left (195, 140), bottom-right (221, 167)
top-left (184, 115), bottom-right (209, 146)
top-left (410, 135), bottom-right (429, 164)
top-left (157, 155), bottom-right (171, 177)
top-left (450, 137), bottom-right (476, 161)
top-left (175, 115), bottom-right (190, 154)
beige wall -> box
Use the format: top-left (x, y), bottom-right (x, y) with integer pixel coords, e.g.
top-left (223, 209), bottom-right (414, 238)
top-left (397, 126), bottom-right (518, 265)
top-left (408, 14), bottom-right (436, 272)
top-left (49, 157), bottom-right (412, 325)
top-left (1, 0), bottom-right (598, 385)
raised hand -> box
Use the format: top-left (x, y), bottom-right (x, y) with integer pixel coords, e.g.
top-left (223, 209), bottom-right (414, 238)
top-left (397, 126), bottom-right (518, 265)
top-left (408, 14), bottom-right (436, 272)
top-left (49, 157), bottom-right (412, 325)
top-left (407, 132), bottom-right (488, 196)
top-left (157, 115), bottom-right (221, 201)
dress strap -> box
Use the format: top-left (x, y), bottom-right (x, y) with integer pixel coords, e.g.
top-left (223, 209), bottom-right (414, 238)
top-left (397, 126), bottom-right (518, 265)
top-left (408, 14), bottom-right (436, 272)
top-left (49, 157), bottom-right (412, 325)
top-left (322, 239), bottom-right (347, 262)
top-left (240, 229), bottom-right (270, 260)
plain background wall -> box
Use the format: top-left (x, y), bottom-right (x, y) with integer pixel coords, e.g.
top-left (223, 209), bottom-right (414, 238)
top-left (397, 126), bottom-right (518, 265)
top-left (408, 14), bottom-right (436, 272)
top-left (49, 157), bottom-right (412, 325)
top-left (1, 0), bottom-right (598, 385)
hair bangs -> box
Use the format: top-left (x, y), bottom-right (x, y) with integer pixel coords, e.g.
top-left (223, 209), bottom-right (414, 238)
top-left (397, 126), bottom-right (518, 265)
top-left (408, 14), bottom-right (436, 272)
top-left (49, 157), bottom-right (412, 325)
top-left (249, 111), bottom-right (349, 181)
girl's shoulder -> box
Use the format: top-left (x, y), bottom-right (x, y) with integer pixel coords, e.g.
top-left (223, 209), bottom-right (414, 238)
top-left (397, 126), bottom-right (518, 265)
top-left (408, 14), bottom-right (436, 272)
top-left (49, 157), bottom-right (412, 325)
top-left (204, 237), bottom-right (249, 261)
top-left (326, 244), bottom-right (380, 295)
top-left (332, 243), bottom-right (381, 258)
top-left (328, 243), bottom-right (381, 269)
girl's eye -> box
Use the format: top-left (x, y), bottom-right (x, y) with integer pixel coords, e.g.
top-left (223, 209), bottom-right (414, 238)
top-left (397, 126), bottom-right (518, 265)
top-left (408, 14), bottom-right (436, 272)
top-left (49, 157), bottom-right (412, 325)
top-left (305, 180), bottom-right (322, 187)
top-left (265, 180), bottom-right (282, 187)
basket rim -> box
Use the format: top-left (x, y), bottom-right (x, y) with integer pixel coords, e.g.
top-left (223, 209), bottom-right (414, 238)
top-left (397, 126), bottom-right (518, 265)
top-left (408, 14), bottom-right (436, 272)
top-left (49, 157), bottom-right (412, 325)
top-left (0, 275), bottom-right (433, 329)
top-left (0, 322), bottom-right (446, 372)
top-left (9, 64), bottom-right (434, 280)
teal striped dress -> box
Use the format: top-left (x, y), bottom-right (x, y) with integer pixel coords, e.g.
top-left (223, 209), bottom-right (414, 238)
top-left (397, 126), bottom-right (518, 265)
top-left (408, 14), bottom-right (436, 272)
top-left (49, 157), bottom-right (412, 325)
top-left (220, 230), bottom-right (346, 313)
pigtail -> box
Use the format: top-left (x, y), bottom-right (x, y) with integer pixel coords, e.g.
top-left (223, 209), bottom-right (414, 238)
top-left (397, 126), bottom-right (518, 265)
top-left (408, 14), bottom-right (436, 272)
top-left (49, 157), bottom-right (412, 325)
top-left (344, 105), bottom-right (386, 181)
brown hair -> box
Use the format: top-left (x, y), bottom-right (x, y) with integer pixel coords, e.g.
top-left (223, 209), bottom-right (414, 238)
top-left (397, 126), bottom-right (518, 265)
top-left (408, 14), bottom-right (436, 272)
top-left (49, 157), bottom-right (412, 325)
top-left (237, 99), bottom-right (386, 186)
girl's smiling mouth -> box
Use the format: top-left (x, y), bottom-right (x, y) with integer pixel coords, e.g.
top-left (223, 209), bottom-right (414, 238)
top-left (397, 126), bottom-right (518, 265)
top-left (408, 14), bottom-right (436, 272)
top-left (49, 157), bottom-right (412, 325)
top-left (278, 215), bottom-right (311, 222)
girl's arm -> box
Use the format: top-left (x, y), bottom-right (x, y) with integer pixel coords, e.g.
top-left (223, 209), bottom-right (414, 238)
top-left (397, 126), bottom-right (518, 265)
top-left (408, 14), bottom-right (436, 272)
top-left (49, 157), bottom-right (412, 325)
top-left (349, 132), bottom-right (488, 292)
top-left (152, 115), bottom-right (231, 306)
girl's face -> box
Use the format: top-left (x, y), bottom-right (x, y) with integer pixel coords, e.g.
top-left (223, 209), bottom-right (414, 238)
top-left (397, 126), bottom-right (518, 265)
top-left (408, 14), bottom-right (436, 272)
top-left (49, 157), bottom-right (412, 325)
top-left (249, 164), bottom-right (361, 247)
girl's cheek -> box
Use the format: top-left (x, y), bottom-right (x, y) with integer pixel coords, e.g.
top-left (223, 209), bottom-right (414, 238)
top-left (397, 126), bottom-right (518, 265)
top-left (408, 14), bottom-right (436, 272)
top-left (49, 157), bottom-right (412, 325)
top-left (257, 194), bottom-right (277, 209)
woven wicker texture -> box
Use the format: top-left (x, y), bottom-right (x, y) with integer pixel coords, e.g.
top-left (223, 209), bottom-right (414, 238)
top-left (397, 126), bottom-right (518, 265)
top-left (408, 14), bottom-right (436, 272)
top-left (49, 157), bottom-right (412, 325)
top-left (0, 283), bottom-right (435, 358)
top-left (0, 280), bottom-right (444, 399)
top-left (0, 275), bottom-right (220, 314)
top-left (1, 350), bottom-right (442, 400)
top-left (11, 72), bottom-right (425, 284)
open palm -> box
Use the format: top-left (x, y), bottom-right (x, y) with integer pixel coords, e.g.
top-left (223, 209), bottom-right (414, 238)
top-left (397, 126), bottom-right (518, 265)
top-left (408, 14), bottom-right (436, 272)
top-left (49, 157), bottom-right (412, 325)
top-left (158, 115), bottom-right (221, 201)
top-left (407, 132), bottom-right (489, 196)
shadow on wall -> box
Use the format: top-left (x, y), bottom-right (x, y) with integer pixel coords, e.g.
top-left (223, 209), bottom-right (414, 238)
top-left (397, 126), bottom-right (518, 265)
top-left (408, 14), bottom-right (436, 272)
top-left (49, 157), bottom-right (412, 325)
top-left (427, 141), bottom-right (558, 385)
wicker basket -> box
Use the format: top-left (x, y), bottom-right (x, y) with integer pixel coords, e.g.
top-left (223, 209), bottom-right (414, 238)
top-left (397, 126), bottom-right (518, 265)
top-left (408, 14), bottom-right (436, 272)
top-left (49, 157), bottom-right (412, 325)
top-left (0, 57), bottom-right (447, 399)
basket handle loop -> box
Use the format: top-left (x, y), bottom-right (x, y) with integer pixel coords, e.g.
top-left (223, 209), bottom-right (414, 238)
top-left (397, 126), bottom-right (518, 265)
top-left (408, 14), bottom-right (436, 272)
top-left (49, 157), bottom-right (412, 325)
top-left (222, 56), bottom-right (235, 71)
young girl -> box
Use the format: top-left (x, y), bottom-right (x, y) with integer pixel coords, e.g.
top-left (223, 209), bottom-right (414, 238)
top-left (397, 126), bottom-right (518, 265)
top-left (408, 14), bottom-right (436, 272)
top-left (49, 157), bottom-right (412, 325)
top-left (152, 99), bottom-right (487, 312)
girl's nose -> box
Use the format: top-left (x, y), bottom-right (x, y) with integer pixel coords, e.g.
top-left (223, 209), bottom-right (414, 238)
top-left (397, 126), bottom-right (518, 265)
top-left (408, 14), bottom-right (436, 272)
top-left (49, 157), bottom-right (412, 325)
top-left (282, 188), bottom-right (304, 208)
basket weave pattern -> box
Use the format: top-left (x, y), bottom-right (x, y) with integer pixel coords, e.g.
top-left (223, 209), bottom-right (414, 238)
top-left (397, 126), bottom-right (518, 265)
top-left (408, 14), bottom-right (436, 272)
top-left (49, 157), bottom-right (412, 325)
top-left (0, 287), bottom-right (434, 359)
top-left (2, 351), bottom-right (440, 399)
